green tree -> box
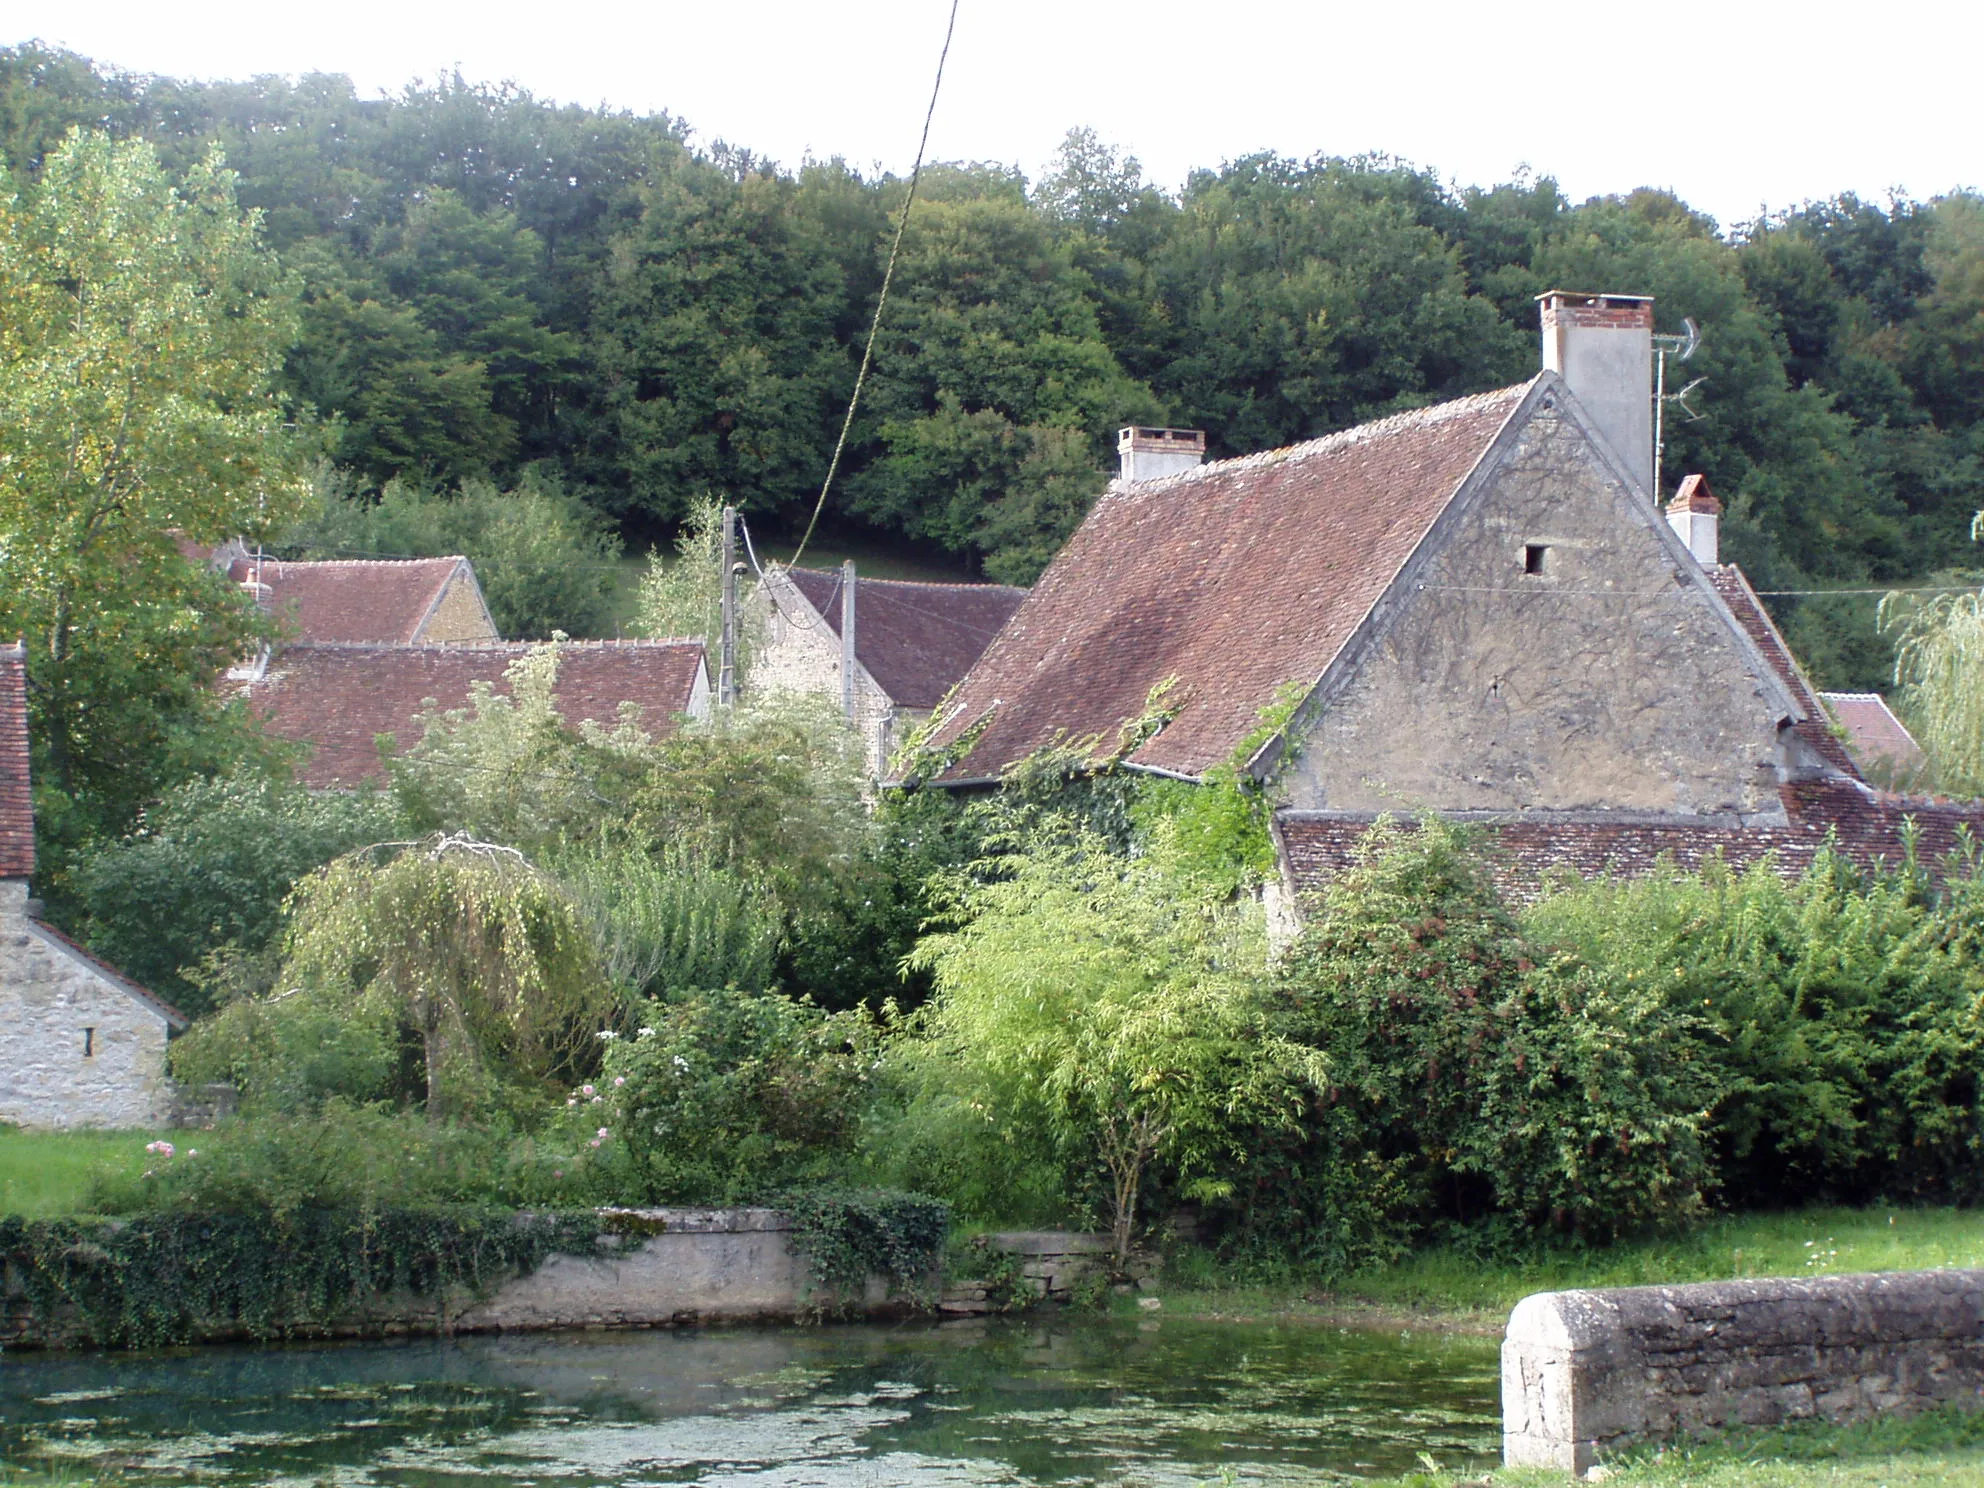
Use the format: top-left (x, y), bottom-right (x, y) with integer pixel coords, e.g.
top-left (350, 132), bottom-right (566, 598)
top-left (0, 129), bottom-right (308, 858)
top-left (281, 834), bottom-right (617, 1119)
top-left (907, 820), bottom-right (1319, 1259)
top-left (71, 771), bottom-right (401, 1015)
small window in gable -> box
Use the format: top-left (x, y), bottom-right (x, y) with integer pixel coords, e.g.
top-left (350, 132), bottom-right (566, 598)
top-left (83, 1027), bottom-right (95, 1058)
top-left (1523, 544), bottom-right (1550, 576)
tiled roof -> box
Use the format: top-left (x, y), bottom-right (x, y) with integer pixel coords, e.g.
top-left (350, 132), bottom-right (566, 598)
top-left (235, 640), bottom-right (709, 789)
top-left (926, 382), bottom-right (1535, 781)
top-left (781, 568), bottom-right (1027, 711)
top-left (1819, 692), bottom-right (1925, 774)
top-left (0, 643), bottom-right (32, 878)
top-left (226, 557), bottom-right (473, 644)
top-left (1276, 778), bottom-right (1984, 905)
top-left (1706, 565), bottom-right (1861, 779)
top-left (26, 918), bottom-right (189, 1030)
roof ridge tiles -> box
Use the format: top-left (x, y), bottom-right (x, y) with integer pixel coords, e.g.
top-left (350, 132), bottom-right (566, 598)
top-left (1103, 378), bottom-right (1537, 499)
top-left (784, 567), bottom-right (1027, 597)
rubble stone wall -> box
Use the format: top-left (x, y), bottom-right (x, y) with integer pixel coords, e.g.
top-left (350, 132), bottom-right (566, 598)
top-left (1503, 1269), bottom-right (1984, 1475)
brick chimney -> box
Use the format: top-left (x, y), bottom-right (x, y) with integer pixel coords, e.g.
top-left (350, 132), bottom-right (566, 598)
top-left (1665, 473), bottom-right (1721, 566)
top-left (1117, 427), bottom-right (1206, 483)
top-left (1538, 291), bottom-right (1655, 496)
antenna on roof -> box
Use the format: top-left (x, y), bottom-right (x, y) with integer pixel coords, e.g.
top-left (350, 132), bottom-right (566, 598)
top-left (1652, 317), bottom-right (1702, 492)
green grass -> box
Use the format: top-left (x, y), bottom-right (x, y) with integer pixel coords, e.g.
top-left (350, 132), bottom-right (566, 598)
top-left (1161, 1206), bottom-right (1984, 1327)
top-left (0, 1127), bottom-right (166, 1217)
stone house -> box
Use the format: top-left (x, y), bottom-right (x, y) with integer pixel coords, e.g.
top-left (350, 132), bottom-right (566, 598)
top-left (0, 645), bottom-right (188, 1130)
top-left (753, 565), bottom-right (1027, 778)
top-left (228, 555), bottom-right (499, 645)
top-left (234, 638), bottom-right (711, 789)
top-left (916, 291), bottom-right (1983, 899)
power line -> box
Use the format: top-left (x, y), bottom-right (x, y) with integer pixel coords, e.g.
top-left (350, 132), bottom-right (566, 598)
top-left (788, 0), bottom-right (962, 570)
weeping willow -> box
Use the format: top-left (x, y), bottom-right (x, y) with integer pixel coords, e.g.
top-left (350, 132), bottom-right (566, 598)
top-left (284, 834), bottom-right (618, 1119)
top-left (1884, 531), bottom-right (1984, 798)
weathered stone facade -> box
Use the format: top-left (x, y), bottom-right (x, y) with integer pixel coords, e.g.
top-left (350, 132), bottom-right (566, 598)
top-left (1283, 397), bottom-right (1795, 817)
top-left (0, 881), bottom-right (184, 1130)
top-left (749, 577), bottom-right (908, 779)
top-left (418, 565), bottom-right (500, 642)
top-left (1503, 1270), bottom-right (1984, 1475)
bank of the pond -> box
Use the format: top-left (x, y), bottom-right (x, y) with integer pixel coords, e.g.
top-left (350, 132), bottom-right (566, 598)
top-left (1158, 1205), bottom-right (1984, 1333)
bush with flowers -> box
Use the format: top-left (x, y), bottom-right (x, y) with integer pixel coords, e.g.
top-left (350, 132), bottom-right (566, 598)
top-left (595, 987), bottom-right (884, 1204)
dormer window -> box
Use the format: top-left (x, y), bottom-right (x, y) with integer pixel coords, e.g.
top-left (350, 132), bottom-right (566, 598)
top-left (1523, 544), bottom-right (1550, 576)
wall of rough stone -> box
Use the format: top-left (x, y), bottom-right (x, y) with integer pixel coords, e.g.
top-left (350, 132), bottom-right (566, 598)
top-left (1503, 1269), bottom-right (1984, 1475)
top-left (748, 579), bottom-right (898, 776)
top-left (1283, 402), bottom-right (1791, 817)
top-left (0, 881), bottom-right (175, 1130)
top-left (418, 570), bottom-right (499, 643)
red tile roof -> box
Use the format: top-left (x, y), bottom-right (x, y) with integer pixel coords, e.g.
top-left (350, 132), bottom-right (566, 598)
top-left (1276, 778), bottom-right (1984, 905)
top-left (226, 557), bottom-right (476, 644)
top-left (1819, 692), bottom-right (1925, 774)
top-left (781, 568), bottom-right (1027, 711)
top-left (0, 643), bottom-right (32, 878)
top-left (925, 382), bottom-right (1535, 782)
top-left (236, 641), bottom-right (709, 788)
top-left (1706, 565), bottom-right (1861, 779)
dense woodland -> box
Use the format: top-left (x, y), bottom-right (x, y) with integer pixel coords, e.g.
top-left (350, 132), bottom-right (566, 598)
top-left (5, 42), bottom-right (1983, 689)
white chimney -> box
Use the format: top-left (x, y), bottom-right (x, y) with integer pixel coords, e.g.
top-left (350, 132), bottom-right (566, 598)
top-left (1538, 291), bottom-right (1655, 496)
top-left (1665, 473), bottom-right (1721, 566)
top-left (1117, 426), bottom-right (1206, 482)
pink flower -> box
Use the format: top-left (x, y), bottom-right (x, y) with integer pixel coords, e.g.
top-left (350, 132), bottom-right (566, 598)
top-left (588, 1138), bottom-right (602, 1149)
top-left (596, 1127), bottom-right (610, 1140)
top-left (581, 1084), bottom-right (596, 1098)
top-left (553, 1169), bottom-right (564, 1179)
top-left (566, 1098), bottom-right (577, 1107)
top-left (613, 1076), bottom-right (626, 1088)
top-left (144, 1141), bottom-right (175, 1158)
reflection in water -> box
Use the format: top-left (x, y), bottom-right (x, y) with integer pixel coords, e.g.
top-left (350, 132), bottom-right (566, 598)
top-left (0, 1316), bottom-right (1498, 1484)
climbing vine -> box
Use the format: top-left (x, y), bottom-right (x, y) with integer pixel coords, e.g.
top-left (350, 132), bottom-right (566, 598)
top-left (0, 1207), bottom-right (602, 1348)
top-left (783, 1189), bottom-right (950, 1316)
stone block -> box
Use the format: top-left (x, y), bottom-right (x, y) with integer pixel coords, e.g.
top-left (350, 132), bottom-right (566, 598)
top-left (1503, 1269), bottom-right (1984, 1476)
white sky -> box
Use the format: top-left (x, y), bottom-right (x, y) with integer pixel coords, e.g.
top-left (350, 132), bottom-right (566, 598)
top-left (10, 0), bottom-right (1981, 228)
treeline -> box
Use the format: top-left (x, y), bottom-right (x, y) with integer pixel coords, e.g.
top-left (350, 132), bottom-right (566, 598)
top-left (5, 43), bottom-right (1982, 680)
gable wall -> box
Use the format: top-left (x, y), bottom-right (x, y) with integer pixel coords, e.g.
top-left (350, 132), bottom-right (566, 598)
top-left (1281, 402), bottom-right (1787, 816)
top-left (417, 572), bottom-right (501, 643)
top-left (0, 882), bottom-right (172, 1130)
top-left (748, 584), bottom-right (897, 777)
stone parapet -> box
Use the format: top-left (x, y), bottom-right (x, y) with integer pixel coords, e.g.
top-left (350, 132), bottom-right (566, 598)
top-left (1502, 1269), bottom-right (1984, 1475)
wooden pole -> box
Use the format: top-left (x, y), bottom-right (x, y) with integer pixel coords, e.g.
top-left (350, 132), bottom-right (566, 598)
top-left (840, 559), bottom-right (857, 720)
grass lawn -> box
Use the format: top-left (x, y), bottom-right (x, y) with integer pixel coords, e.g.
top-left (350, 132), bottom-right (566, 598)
top-left (1420, 1406), bottom-right (1984, 1486)
top-left (0, 1127), bottom-right (164, 1217)
top-left (1161, 1206), bottom-right (1984, 1330)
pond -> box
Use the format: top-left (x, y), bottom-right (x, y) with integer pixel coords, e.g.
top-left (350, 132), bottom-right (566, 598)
top-left (0, 1316), bottom-right (1500, 1485)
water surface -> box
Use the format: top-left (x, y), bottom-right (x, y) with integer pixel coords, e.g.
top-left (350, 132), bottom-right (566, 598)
top-left (0, 1316), bottom-right (1498, 1485)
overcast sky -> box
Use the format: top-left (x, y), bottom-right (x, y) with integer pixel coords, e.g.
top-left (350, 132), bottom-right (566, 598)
top-left (13, 0), bottom-right (1980, 228)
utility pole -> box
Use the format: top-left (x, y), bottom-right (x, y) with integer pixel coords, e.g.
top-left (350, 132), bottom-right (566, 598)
top-left (840, 559), bottom-right (857, 721)
top-left (719, 505), bottom-right (738, 707)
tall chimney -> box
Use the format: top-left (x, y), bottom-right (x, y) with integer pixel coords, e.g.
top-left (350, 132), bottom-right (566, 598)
top-left (1117, 427), bottom-right (1206, 483)
top-left (1538, 291), bottom-right (1655, 496)
top-left (1665, 474), bottom-right (1720, 566)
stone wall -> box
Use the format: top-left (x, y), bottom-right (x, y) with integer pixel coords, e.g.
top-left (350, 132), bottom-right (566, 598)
top-left (418, 568), bottom-right (500, 643)
top-left (1283, 402), bottom-right (1792, 818)
top-left (0, 881), bottom-right (177, 1130)
top-left (1503, 1270), bottom-right (1984, 1475)
top-left (748, 578), bottom-right (899, 777)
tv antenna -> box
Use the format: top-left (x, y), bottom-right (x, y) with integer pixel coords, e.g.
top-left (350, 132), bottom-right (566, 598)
top-left (1652, 317), bottom-right (1703, 492)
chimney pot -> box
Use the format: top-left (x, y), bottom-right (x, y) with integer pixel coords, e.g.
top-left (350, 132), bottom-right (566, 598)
top-left (1665, 473), bottom-right (1721, 565)
top-left (1538, 290), bottom-right (1656, 496)
top-left (1117, 426), bottom-right (1206, 483)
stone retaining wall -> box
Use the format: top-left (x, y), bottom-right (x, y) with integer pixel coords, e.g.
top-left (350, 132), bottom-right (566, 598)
top-left (1503, 1269), bottom-right (1984, 1475)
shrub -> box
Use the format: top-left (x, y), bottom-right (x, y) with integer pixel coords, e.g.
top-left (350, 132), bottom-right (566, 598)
top-left (1271, 817), bottom-right (1718, 1246)
top-left (1526, 845), bottom-right (1984, 1205)
top-left (70, 770), bottom-right (400, 1015)
top-left (598, 987), bottom-right (881, 1204)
